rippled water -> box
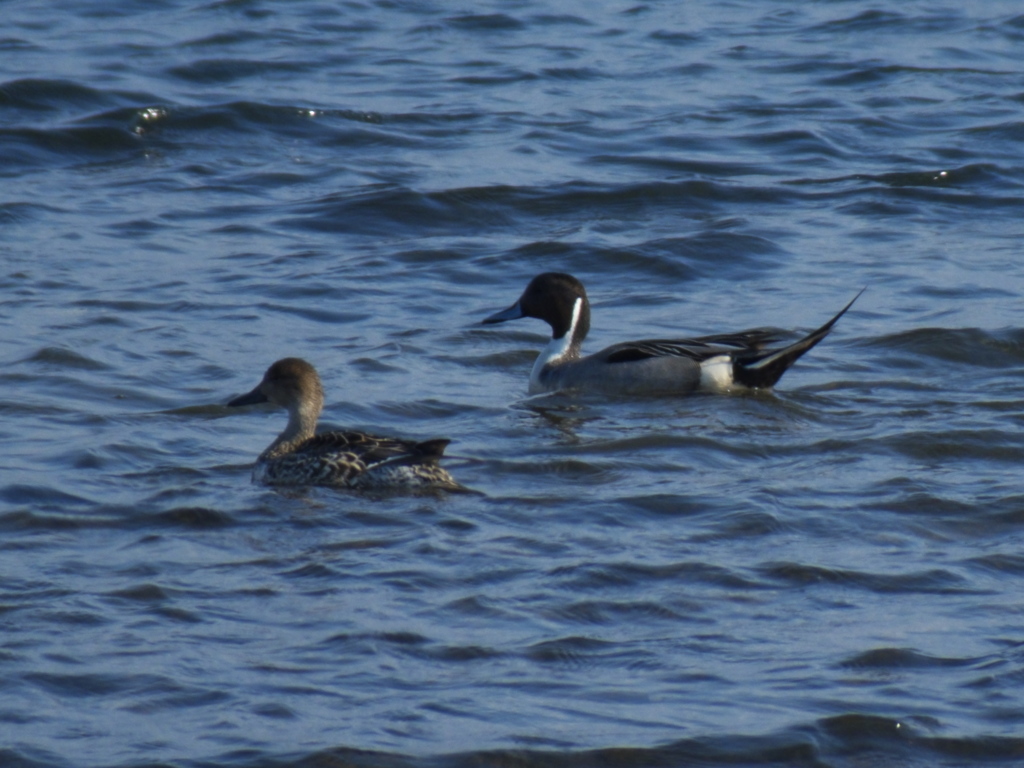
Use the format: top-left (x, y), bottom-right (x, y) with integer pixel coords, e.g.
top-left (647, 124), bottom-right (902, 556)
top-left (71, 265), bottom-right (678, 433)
top-left (4, 1), bottom-right (1024, 767)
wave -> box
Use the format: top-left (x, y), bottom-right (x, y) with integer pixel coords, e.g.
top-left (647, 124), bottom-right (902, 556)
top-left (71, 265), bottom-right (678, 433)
top-left (5, 714), bottom-right (1022, 768)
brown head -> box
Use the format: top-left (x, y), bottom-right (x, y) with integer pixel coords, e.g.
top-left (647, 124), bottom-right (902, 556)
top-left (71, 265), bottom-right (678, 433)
top-left (228, 357), bottom-right (325, 423)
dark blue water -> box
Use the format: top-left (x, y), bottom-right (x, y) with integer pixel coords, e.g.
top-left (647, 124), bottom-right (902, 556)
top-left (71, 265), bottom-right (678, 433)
top-left (4, 1), bottom-right (1024, 767)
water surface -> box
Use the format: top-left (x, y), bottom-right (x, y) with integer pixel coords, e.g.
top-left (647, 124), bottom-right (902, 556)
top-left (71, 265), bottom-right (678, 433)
top-left (3, 1), bottom-right (1024, 767)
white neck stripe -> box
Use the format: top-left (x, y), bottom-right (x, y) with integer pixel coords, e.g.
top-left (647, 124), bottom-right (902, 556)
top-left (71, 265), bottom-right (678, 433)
top-left (529, 297), bottom-right (582, 391)
top-left (565, 296), bottom-right (582, 343)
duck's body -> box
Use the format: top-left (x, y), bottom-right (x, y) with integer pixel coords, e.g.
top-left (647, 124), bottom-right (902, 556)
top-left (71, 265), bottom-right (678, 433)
top-left (228, 358), bottom-right (459, 490)
top-left (484, 273), bottom-right (861, 397)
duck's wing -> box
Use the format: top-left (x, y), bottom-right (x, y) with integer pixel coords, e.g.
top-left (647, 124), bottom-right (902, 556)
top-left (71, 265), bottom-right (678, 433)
top-left (687, 328), bottom-right (785, 350)
top-left (601, 288), bottom-right (863, 374)
top-left (259, 432), bottom-right (410, 485)
top-left (257, 431), bottom-right (454, 488)
top-left (260, 451), bottom-right (361, 486)
top-left (294, 432), bottom-right (451, 473)
top-left (602, 329), bottom-right (782, 365)
top-left (294, 431), bottom-right (421, 461)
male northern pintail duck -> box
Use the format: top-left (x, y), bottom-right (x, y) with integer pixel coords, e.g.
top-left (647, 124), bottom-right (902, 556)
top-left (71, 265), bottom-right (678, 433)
top-left (227, 357), bottom-right (460, 490)
top-left (483, 272), bottom-right (862, 396)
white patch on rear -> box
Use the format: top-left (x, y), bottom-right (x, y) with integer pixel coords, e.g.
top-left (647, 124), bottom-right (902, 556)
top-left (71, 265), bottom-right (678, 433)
top-left (529, 296), bottom-right (582, 394)
top-left (699, 354), bottom-right (735, 391)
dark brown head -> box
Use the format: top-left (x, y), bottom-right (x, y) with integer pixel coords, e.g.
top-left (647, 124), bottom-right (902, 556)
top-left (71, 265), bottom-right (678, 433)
top-left (483, 272), bottom-right (591, 342)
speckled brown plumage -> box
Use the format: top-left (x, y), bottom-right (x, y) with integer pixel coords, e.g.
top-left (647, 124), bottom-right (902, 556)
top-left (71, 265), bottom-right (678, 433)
top-left (227, 358), bottom-right (460, 491)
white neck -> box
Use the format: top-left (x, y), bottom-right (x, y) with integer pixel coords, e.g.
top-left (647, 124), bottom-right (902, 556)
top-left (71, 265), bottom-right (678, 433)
top-left (529, 297), bottom-right (582, 393)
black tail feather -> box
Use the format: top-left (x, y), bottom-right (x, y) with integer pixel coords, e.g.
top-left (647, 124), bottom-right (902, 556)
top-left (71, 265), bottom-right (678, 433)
top-left (411, 438), bottom-right (452, 463)
top-left (733, 289), bottom-right (864, 389)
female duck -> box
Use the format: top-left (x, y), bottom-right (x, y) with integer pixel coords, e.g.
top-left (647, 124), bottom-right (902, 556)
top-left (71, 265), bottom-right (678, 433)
top-left (228, 357), bottom-right (460, 490)
top-left (484, 272), bottom-right (861, 397)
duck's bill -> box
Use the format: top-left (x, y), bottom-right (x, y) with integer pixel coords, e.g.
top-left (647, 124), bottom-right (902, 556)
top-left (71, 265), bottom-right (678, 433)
top-left (228, 386), bottom-right (269, 407)
top-left (482, 301), bottom-right (524, 325)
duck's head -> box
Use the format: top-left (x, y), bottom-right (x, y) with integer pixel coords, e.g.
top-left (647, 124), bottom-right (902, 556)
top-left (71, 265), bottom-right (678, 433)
top-left (483, 272), bottom-right (591, 341)
top-left (228, 357), bottom-right (324, 416)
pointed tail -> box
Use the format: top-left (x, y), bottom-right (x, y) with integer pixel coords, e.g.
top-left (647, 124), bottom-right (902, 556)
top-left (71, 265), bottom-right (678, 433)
top-left (411, 438), bottom-right (452, 463)
top-left (408, 439), bottom-right (481, 494)
top-left (733, 289), bottom-right (864, 389)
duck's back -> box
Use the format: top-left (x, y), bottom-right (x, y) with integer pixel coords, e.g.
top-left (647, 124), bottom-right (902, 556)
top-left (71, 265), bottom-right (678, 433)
top-left (255, 431), bottom-right (453, 488)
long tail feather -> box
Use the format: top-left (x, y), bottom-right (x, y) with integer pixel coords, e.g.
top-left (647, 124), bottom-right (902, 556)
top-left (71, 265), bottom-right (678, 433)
top-left (733, 289), bottom-right (864, 388)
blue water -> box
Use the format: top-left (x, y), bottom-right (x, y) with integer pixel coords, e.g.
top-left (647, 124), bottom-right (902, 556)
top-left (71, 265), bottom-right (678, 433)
top-left (3, 1), bottom-right (1024, 767)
